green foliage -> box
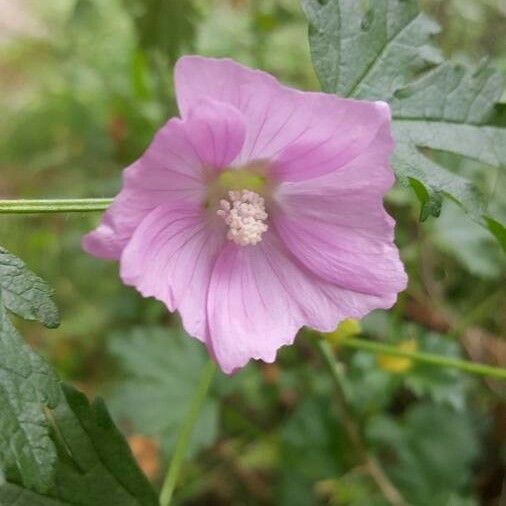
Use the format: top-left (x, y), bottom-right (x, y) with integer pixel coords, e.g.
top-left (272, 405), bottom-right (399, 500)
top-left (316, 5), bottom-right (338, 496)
top-left (301, 0), bottom-right (506, 246)
top-left (0, 249), bottom-right (61, 492)
top-left (368, 403), bottom-right (480, 505)
top-left (108, 327), bottom-right (219, 459)
top-left (0, 249), bottom-right (157, 504)
top-left (434, 200), bottom-right (505, 278)
top-left (405, 333), bottom-right (469, 410)
top-left (124, 0), bottom-right (199, 64)
top-left (0, 385), bottom-right (158, 506)
top-left (279, 398), bottom-right (350, 506)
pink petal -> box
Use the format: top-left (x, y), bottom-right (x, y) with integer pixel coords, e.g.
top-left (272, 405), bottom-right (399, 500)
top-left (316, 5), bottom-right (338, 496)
top-left (269, 99), bottom-right (391, 181)
top-left (175, 56), bottom-right (278, 118)
top-left (207, 230), bottom-right (399, 374)
top-left (120, 203), bottom-right (226, 342)
top-left (82, 99), bottom-right (245, 260)
top-left (175, 56), bottom-right (391, 179)
top-left (272, 121), bottom-right (407, 296)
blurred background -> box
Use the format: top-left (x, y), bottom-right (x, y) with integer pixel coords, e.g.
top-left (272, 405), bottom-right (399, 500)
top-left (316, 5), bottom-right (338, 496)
top-left (0, 0), bottom-right (505, 504)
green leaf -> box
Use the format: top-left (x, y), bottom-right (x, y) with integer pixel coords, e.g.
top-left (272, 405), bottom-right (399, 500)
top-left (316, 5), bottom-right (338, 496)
top-left (301, 0), bottom-right (506, 241)
top-left (0, 247), bottom-right (59, 328)
top-left (0, 249), bottom-right (61, 491)
top-left (0, 250), bottom-right (156, 503)
top-left (0, 298), bottom-right (61, 493)
top-left (368, 403), bottom-right (479, 505)
top-left (0, 384), bottom-right (158, 505)
top-left (108, 327), bottom-right (219, 459)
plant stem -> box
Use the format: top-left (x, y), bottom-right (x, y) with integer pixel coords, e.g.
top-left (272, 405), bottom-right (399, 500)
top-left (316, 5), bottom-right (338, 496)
top-left (341, 337), bottom-right (506, 380)
top-left (315, 339), bottom-right (407, 506)
top-left (159, 360), bottom-right (216, 506)
top-left (0, 198), bottom-right (112, 214)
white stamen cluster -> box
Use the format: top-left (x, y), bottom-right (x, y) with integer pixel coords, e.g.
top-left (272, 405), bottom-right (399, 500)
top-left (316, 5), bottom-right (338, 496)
top-left (217, 190), bottom-right (268, 246)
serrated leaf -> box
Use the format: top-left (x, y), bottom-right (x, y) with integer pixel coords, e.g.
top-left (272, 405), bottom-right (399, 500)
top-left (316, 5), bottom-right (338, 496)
top-left (301, 0), bottom-right (506, 242)
top-left (0, 248), bottom-right (59, 328)
top-left (108, 327), bottom-right (218, 459)
top-left (0, 384), bottom-right (158, 505)
top-left (0, 251), bottom-right (155, 503)
top-left (302, 0), bottom-right (442, 98)
top-left (0, 298), bottom-right (61, 493)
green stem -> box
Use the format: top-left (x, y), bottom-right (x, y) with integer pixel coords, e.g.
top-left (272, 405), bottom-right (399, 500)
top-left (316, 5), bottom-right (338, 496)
top-left (341, 337), bottom-right (506, 380)
top-left (159, 360), bottom-right (216, 506)
top-left (0, 198), bottom-right (112, 214)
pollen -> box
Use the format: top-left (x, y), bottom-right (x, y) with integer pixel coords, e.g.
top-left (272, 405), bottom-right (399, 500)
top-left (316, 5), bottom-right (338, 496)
top-left (217, 190), bottom-right (268, 246)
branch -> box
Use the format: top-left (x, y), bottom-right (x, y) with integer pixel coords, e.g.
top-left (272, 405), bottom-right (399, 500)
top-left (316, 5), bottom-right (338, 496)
top-left (0, 199), bottom-right (112, 214)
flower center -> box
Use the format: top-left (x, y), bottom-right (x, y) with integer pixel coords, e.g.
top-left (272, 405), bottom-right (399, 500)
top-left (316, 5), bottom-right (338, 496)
top-left (217, 189), bottom-right (268, 246)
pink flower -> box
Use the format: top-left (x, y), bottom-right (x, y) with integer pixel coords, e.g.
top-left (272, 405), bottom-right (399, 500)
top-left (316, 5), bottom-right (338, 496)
top-left (83, 56), bottom-right (407, 374)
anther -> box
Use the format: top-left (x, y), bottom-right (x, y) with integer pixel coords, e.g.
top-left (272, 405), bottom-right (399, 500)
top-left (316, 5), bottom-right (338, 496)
top-left (217, 190), bottom-right (268, 246)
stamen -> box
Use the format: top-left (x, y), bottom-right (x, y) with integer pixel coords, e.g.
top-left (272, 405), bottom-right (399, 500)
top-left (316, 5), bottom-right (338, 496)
top-left (217, 190), bottom-right (268, 246)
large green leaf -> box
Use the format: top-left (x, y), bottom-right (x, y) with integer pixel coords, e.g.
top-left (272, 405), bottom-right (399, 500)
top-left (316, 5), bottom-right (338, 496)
top-left (108, 327), bottom-right (218, 459)
top-left (0, 385), bottom-right (158, 506)
top-left (0, 248), bottom-right (61, 492)
top-left (0, 298), bottom-right (60, 493)
top-left (301, 0), bottom-right (506, 246)
top-left (0, 250), bottom-right (157, 503)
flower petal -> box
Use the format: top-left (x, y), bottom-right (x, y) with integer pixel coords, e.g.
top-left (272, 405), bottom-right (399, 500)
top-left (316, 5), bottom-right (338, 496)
top-left (207, 230), bottom-right (399, 374)
top-left (82, 99), bottom-right (245, 260)
top-left (120, 203), bottom-right (226, 342)
top-left (269, 100), bottom-right (392, 182)
top-left (175, 56), bottom-right (391, 178)
top-left (272, 121), bottom-right (406, 296)
top-left (175, 55), bottom-right (278, 118)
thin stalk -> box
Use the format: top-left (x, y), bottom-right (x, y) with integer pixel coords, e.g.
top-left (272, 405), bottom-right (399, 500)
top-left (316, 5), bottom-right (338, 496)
top-left (315, 339), bottom-right (407, 506)
top-left (0, 198), bottom-right (112, 214)
top-left (341, 337), bottom-right (506, 380)
top-left (159, 360), bottom-right (216, 506)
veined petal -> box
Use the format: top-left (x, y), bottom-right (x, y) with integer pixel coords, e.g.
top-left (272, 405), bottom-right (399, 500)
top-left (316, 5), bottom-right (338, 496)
top-left (175, 55), bottom-right (278, 118)
top-left (120, 203), bottom-right (226, 342)
top-left (207, 230), bottom-right (399, 374)
top-left (175, 55), bottom-right (391, 178)
top-left (268, 99), bottom-right (392, 182)
top-left (82, 99), bottom-right (245, 260)
top-left (272, 121), bottom-right (406, 296)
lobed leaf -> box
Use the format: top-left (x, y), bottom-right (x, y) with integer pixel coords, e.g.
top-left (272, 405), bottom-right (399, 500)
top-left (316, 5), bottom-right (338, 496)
top-left (0, 250), bottom-right (157, 503)
top-left (0, 298), bottom-right (60, 493)
top-left (0, 385), bottom-right (158, 505)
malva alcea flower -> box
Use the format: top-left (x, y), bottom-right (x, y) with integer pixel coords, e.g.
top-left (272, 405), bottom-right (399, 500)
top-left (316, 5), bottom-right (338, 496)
top-left (82, 56), bottom-right (407, 374)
